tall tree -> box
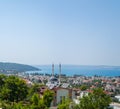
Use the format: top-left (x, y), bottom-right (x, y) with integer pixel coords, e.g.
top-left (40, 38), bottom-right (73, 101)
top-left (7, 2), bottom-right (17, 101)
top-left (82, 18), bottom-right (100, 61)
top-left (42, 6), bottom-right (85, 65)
top-left (57, 97), bottom-right (71, 109)
top-left (31, 93), bottom-right (47, 109)
top-left (43, 90), bottom-right (54, 108)
top-left (1, 76), bottom-right (28, 102)
top-left (0, 74), bottom-right (6, 88)
top-left (78, 88), bottom-right (112, 109)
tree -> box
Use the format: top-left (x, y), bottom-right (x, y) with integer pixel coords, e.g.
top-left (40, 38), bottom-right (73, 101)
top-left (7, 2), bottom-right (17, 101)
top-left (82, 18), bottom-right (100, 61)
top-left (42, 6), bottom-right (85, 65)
top-left (30, 89), bottom-right (53, 109)
top-left (31, 93), bottom-right (40, 105)
top-left (28, 84), bottom-right (43, 97)
top-left (0, 75), bottom-right (51, 109)
top-left (0, 76), bottom-right (28, 102)
top-left (57, 97), bottom-right (70, 109)
top-left (43, 90), bottom-right (54, 107)
top-left (0, 74), bottom-right (6, 88)
top-left (80, 85), bottom-right (87, 91)
top-left (31, 93), bottom-right (47, 109)
top-left (78, 88), bottom-right (112, 109)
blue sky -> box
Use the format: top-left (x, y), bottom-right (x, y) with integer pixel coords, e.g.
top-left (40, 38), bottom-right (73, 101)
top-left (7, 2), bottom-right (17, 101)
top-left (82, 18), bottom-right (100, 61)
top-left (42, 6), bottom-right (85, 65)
top-left (0, 0), bottom-right (120, 65)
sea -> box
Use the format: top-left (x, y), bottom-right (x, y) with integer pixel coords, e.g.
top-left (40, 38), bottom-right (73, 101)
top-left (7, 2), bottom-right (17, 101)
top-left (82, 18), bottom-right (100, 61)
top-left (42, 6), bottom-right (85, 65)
top-left (26, 65), bottom-right (120, 77)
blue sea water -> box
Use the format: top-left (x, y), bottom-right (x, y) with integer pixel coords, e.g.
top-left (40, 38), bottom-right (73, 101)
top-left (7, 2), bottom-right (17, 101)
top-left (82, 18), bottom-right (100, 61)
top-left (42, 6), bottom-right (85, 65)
top-left (29, 65), bottom-right (120, 77)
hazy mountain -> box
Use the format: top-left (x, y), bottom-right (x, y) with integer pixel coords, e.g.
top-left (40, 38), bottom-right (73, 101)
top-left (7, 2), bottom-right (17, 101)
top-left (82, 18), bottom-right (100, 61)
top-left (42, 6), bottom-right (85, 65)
top-left (0, 62), bottom-right (39, 72)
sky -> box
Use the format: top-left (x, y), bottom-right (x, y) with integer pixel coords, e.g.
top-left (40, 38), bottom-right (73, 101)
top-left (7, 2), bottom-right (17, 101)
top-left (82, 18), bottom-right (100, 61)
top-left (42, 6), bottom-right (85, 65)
top-left (0, 0), bottom-right (120, 65)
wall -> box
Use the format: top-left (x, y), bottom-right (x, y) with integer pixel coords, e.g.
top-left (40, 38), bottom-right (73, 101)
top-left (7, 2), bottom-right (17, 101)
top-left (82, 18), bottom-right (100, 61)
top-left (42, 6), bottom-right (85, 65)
top-left (56, 89), bottom-right (69, 104)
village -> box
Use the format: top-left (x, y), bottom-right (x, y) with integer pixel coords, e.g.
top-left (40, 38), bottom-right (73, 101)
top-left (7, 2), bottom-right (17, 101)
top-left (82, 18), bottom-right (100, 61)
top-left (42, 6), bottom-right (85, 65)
top-left (12, 64), bottom-right (120, 109)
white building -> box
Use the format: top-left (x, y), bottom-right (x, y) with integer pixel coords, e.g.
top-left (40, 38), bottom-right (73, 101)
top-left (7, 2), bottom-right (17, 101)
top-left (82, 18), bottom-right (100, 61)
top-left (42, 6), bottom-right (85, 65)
top-left (46, 76), bottom-right (59, 89)
top-left (51, 87), bottom-right (76, 106)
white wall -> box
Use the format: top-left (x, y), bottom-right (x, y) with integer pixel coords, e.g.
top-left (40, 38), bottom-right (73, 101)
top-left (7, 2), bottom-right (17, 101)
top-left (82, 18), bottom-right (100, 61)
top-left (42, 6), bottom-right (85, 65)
top-left (57, 89), bottom-right (69, 104)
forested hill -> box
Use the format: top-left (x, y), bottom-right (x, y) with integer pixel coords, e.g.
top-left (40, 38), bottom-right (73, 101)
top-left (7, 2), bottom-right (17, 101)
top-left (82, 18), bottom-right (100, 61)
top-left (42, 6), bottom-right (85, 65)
top-left (0, 62), bottom-right (39, 72)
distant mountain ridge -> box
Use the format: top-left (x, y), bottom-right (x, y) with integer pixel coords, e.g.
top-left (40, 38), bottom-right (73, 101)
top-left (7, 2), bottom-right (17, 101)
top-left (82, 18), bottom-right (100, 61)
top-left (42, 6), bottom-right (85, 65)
top-left (0, 62), bottom-right (39, 72)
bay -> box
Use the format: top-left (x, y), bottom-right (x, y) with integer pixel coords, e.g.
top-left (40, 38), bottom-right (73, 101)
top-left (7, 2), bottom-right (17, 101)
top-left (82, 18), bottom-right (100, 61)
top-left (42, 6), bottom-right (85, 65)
top-left (27, 65), bottom-right (120, 77)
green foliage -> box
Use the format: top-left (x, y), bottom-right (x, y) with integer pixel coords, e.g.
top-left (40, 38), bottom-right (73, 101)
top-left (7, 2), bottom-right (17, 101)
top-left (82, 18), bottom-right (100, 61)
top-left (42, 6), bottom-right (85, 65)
top-left (31, 93), bottom-right (48, 109)
top-left (5, 102), bottom-right (31, 109)
top-left (29, 84), bottom-right (42, 96)
top-left (38, 99), bottom-right (48, 109)
top-left (28, 83), bottom-right (45, 102)
top-left (0, 75), bottom-right (29, 102)
top-left (78, 88), bottom-right (112, 109)
top-left (57, 97), bottom-right (70, 109)
top-left (0, 62), bottom-right (39, 72)
top-left (31, 93), bottom-right (40, 105)
top-left (31, 101), bottom-right (47, 109)
top-left (0, 74), bottom-right (112, 109)
top-left (29, 89), bottom-right (53, 109)
top-left (0, 74), bottom-right (6, 88)
top-left (80, 85), bottom-right (87, 91)
top-left (43, 89), bottom-right (54, 107)
top-left (0, 73), bottom-right (54, 109)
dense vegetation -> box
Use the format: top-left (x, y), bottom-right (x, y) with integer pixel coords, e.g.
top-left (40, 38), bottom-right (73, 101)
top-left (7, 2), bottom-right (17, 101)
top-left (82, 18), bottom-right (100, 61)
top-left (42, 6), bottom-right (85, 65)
top-left (0, 74), bottom-right (54, 109)
top-left (58, 88), bottom-right (112, 109)
top-left (0, 74), bottom-right (112, 109)
top-left (77, 88), bottom-right (112, 109)
top-left (0, 62), bottom-right (39, 72)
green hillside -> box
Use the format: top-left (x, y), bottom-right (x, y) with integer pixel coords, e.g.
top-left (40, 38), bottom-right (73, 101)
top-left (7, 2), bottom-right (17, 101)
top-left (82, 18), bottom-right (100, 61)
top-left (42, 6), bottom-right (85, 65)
top-left (0, 62), bottom-right (39, 72)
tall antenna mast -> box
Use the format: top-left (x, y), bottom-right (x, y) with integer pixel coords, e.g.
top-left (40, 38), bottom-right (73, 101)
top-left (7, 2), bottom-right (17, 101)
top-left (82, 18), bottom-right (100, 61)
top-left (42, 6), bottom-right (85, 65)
top-left (59, 63), bottom-right (61, 84)
top-left (52, 64), bottom-right (54, 76)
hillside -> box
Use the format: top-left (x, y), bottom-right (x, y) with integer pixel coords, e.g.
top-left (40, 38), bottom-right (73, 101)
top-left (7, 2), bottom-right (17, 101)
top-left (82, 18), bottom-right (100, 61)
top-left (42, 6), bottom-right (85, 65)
top-left (0, 62), bottom-right (39, 72)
